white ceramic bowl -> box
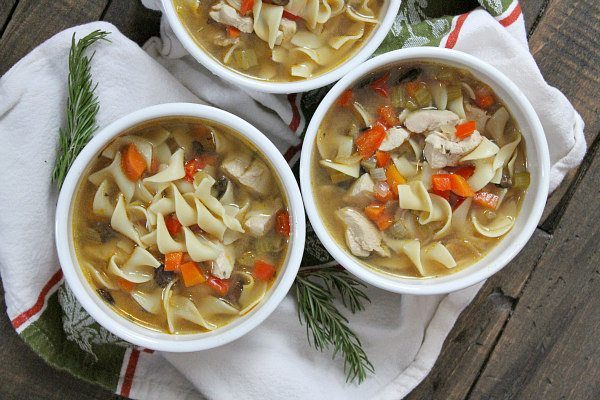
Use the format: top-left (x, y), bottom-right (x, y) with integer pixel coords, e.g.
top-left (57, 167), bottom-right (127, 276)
top-left (160, 0), bottom-right (401, 94)
top-left (55, 103), bottom-right (306, 351)
top-left (300, 47), bottom-right (550, 295)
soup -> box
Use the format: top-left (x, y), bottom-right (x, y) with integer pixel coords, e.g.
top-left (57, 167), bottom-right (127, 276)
top-left (173, 0), bottom-right (384, 81)
top-left (312, 62), bottom-right (530, 278)
top-left (73, 117), bottom-right (291, 334)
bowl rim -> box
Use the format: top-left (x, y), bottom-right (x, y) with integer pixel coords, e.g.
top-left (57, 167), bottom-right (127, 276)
top-left (55, 103), bottom-right (306, 351)
top-left (159, 0), bottom-right (401, 94)
top-left (299, 47), bottom-right (550, 295)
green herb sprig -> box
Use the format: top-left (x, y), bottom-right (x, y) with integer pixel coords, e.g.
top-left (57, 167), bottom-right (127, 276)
top-left (295, 265), bottom-right (374, 383)
top-left (52, 30), bottom-right (110, 188)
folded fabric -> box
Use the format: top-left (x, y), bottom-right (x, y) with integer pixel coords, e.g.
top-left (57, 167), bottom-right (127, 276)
top-left (0, 1), bottom-right (585, 400)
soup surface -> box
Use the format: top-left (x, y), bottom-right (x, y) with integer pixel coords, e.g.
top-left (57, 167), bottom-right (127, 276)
top-left (312, 62), bottom-right (530, 278)
top-left (174, 0), bottom-right (384, 81)
top-left (73, 117), bottom-right (291, 334)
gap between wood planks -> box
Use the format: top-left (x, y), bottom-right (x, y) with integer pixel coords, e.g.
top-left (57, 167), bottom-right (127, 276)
top-left (0, 0), bottom-right (19, 39)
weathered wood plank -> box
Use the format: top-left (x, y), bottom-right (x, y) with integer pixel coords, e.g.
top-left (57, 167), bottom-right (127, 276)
top-left (102, 0), bottom-right (161, 46)
top-left (0, 292), bottom-right (123, 400)
top-left (529, 0), bottom-right (600, 230)
top-left (522, 0), bottom-right (550, 36)
top-left (468, 137), bottom-right (600, 399)
top-left (0, 0), bottom-right (108, 75)
top-left (404, 230), bottom-right (550, 400)
top-left (0, 0), bottom-right (18, 35)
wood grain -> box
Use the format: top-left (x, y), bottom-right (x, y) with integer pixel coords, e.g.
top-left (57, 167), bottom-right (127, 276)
top-left (404, 230), bottom-right (551, 400)
top-left (469, 138), bottom-right (600, 400)
top-left (0, 0), bottom-right (18, 35)
top-left (102, 0), bottom-right (161, 46)
top-left (0, 0), bottom-right (108, 75)
top-left (530, 0), bottom-right (600, 230)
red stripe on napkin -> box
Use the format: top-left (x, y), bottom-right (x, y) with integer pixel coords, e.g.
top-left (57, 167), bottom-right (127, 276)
top-left (120, 349), bottom-right (141, 397)
top-left (499, 3), bottom-right (522, 27)
top-left (11, 269), bottom-right (63, 329)
top-left (287, 93), bottom-right (301, 132)
top-left (445, 13), bottom-right (470, 49)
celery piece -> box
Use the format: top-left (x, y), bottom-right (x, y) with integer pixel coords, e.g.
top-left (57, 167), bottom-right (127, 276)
top-left (512, 171), bottom-right (530, 190)
top-left (234, 49), bottom-right (258, 70)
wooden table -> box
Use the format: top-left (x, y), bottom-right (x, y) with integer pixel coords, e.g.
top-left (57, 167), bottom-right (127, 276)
top-left (0, 1), bottom-right (598, 399)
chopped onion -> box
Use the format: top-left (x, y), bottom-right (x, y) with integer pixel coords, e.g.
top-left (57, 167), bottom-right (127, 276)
top-left (374, 181), bottom-right (390, 198)
top-left (360, 156), bottom-right (377, 171)
top-left (370, 167), bottom-right (387, 182)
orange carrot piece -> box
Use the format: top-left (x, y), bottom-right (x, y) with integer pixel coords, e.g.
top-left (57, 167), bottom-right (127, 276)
top-left (377, 105), bottom-right (399, 128)
top-left (365, 203), bottom-right (394, 231)
top-left (474, 86), bottom-right (496, 109)
top-left (364, 202), bottom-right (385, 220)
top-left (164, 214), bottom-right (182, 236)
top-left (164, 252), bottom-right (184, 272)
top-left (455, 121), bottom-right (477, 139)
top-left (473, 191), bottom-right (500, 210)
top-left (207, 275), bottom-right (230, 296)
top-left (375, 150), bottom-right (391, 167)
top-left (449, 174), bottom-right (475, 197)
top-left (356, 124), bottom-right (386, 158)
top-left (431, 174), bottom-right (452, 192)
top-left (121, 144), bottom-right (147, 181)
top-left (253, 260), bottom-right (276, 281)
top-left (275, 210), bottom-right (290, 237)
top-left (117, 278), bottom-right (135, 292)
top-left (240, 0), bottom-right (254, 15)
top-left (370, 73), bottom-right (390, 98)
top-left (385, 164), bottom-right (406, 195)
top-left (226, 26), bottom-right (240, 38)
top-left (180, 262), bottom-right (206, 288)
top-left (452, 165), bottom-right (476, 179)
top-left (337, 89), bottom-right (353, 107)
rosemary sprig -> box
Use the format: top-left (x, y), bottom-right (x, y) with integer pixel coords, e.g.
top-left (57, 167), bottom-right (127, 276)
top-left (52, 30), bottom-right (110, 189)
top-left (295, 265), bottom-right (374, 383)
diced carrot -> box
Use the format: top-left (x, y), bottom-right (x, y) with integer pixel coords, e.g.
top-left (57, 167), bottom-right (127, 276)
top-left (184, 153), bottom-right (219, 182)
top-left (180, 262), bottom-right (206, 288)
top-left (240, 0), bottom-right (254, 15)
top-left (386, 164), bottom-right (406, 195)
top-left (364, 202), bottom-right (385, 219)
top-left (117, 278), bottom-right (135, 292)
top-left (449, 174), bottom-right (475, 197)
top-left (405, 81), bottom-right (421, 98)
top-left (432, 189), bottom-right (450, 201)
top-left (226, 26), bottom-right (240, 38)
top-left (282, 10), bottom-right (300, 20)
top-left (275, 210), bottom-right (291, 237)
top-left (164, 252), bottom-right (184, 272)
top-left (365, 203), bottom-right (394, 230)
top-left (356, 124), bottom-right (386, 158)
top-left (455, 121), bottom-right (477, 139)
top-left (452, 165), bottom-right (475, 179)
top-left (431, 174), bottom-right (452, 192)
top-left (337, 89), bottom-right (353, 107)
top-left (474, 86), bottom-right (496, 109)
top-left (377, 105), bottom-right (399, 128)
top-left (473, 191), bottom-right (500, 210)
top-left (450, 194), bottom-right (466, 210)
top-left (370, 73), bottom-right (390, 98)
top-left (254, 260), bottom-right (276, 281)
top-left (375, 150), bottom-right (391, 167)
top-left (164, 214), bottom-right (182, 236)
top-left (121, 144), bottom-right (147, 181)
top-left (207, 275), bottom-right (230, 296)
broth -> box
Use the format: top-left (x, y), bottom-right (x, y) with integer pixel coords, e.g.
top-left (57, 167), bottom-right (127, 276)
top-left (173, 0), bottom-right (384, 81)
top-left (312, 62), bottom-right (529, 279)
top-left (73, 117), bottom-right (291, 333)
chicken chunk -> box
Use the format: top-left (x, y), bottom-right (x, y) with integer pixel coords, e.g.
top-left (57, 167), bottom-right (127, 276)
top-left (209, 1), bottom-right (254, 33)
top-left (423, 130), bottom-right (483, 168)
top-left (279, 19), bottom-right (297, 44)
top-left (336, 207), bottom-right (389, 258)
top-left (244, 199), bottom-right (283, 237)
top-left (221, 152), bottom-right (252, 179)
top-left (404, 110), bottom-right (460, 133)
top-left (465, 103), bottom-right (489, 133)
top-left (210, 243), bottom-right (235, 279)
top-left (379, 127), bottom-right (410, 151)
top-left (343, 173), bottom-right (374, 207)
top-left (238, 159), bottom-right (273, 197)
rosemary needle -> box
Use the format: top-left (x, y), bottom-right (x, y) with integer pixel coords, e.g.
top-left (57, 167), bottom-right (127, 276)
top-left (52, 30), bottom-right (110, 189)
top-left (295, 265), bottom-right (374, 383)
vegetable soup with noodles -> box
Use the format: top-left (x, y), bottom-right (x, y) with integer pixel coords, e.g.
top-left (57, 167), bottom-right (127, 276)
top-left (312, 62), bottom-right (530, 279)
top-left (73, 117), bottom-right (291, 334)
top-left (173, 0), bottom-right (384, 81)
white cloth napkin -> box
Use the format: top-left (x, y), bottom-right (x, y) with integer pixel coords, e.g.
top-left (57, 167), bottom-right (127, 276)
top-left (0, 3), bottom-right (585, 400)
